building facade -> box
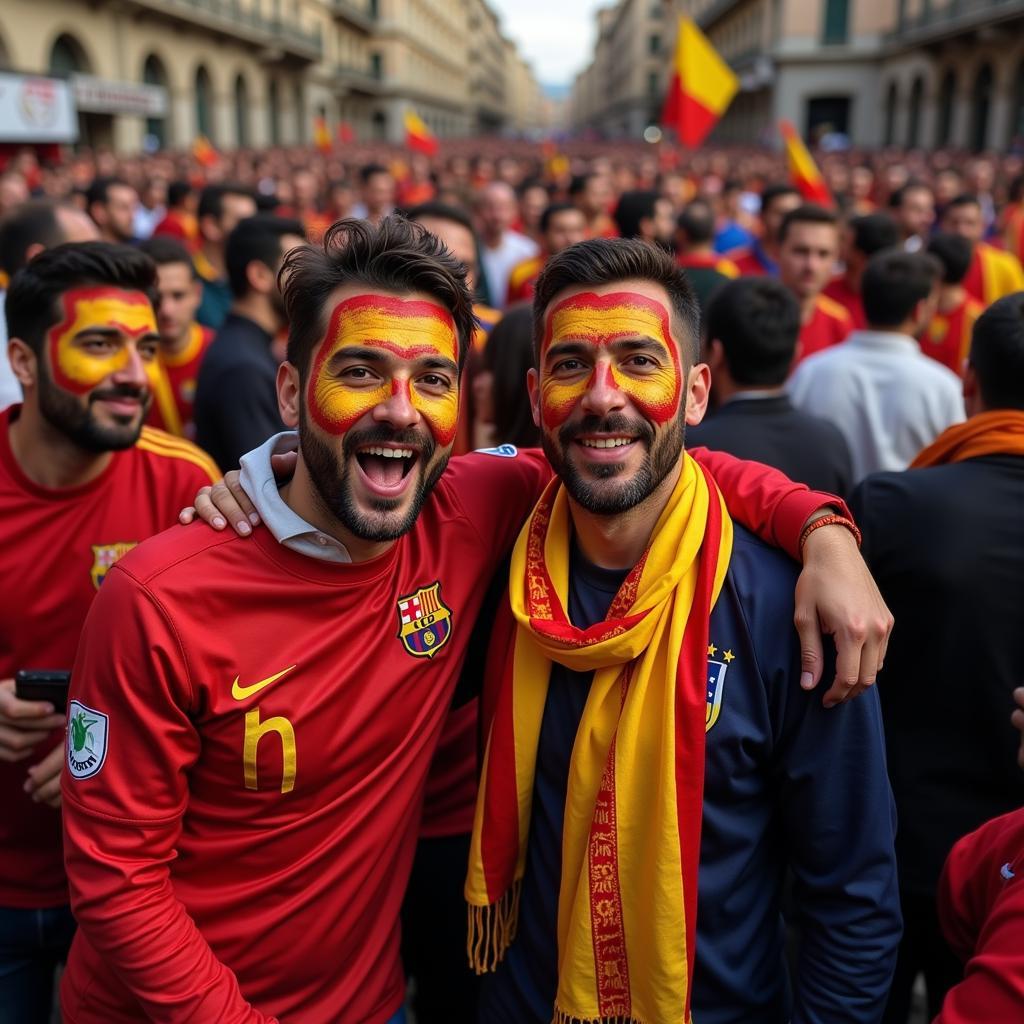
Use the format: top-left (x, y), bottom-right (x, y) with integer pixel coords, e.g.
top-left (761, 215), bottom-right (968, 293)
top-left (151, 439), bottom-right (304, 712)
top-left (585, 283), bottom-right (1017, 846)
top-left (571, 0), bottom-right (1024, 150)
top-left (0, 0), bottom-right (545, 151)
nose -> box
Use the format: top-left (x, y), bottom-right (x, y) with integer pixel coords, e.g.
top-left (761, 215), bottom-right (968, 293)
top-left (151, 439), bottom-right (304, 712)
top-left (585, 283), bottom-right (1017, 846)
top-left (373, 377), bottom-right (421, 430)
top-left (580, 361), bottom-right (625, 418)
top-left (112, 343), bottom-right (149, 389)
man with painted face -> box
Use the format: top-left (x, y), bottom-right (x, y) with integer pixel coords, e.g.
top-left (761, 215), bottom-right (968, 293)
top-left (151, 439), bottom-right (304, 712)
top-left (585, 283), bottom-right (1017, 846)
top-left (67, 219), bottom-right (892, 1023)
top-left (468, 238), bottom-right (901, 1024)
top-left (0, 242), bottom-right (218, 1023)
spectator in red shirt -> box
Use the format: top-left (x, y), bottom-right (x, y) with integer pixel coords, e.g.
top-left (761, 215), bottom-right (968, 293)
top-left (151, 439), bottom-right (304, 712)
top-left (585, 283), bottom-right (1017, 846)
top-left (729, 183), bottom-right (802, 276)
top-left (889, 180), bottom-right (936, 253)
top-left (153, 180), bottom-right (199, 249)
top-left (922, 232), bottom-right (985, 377)
top-left (825, 213), bottom-right (901, 330)
top-left (507, 203), bottom-right (587, 304)
top-left (569, 171), bottom-right (617, 239)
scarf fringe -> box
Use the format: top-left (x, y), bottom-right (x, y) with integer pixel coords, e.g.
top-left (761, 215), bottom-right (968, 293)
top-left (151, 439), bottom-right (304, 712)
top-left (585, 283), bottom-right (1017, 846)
top-left (466, 879), bottom-right (521, 975)
top-left (552, 1011), bottom-right (649, 1024)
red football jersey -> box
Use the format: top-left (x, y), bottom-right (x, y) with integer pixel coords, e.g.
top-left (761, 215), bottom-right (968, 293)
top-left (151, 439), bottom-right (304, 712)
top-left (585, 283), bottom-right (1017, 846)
top-left (823, 275), bottom-right (866, 330)
top-left (798, 295), bottom-right (853, 361)
top-left (924, 296), bottom-right (984, 377)
top-left (0, 408), bottom-right (219, 910)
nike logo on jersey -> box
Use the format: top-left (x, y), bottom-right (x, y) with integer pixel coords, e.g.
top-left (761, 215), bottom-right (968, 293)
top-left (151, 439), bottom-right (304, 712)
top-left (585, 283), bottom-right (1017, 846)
top-left (1001, 862), bottom-right (1016, 881)
top-left (231, 665), bottom-right (298, 701)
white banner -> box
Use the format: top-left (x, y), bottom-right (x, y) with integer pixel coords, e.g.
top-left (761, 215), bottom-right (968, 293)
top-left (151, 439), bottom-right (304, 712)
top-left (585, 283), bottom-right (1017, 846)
top-left (0, 73), bottom-right (77, 143)
top-left (72, 74), bottom-right (168, 117)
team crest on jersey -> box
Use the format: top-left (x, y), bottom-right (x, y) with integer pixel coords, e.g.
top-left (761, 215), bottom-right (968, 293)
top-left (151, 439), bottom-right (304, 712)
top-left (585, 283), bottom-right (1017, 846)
top-left (90, 542), bottom-right (137, 589)
top-left (706, 646), bottom-right (733, 732)
top-left (475, 443), bottom-right (518, 458)
top-left (396, 582), bottom-right (453, 659)
top-left (66, 700), bottom-right (108, 779)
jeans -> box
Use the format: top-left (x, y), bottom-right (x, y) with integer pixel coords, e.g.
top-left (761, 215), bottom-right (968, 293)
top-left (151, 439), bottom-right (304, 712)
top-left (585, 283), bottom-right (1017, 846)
top-left (0, 904), bottom-right (76, 1024)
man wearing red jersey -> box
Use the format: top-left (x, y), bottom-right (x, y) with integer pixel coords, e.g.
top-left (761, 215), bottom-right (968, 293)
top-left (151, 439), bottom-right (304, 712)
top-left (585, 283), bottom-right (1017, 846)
top-left (778, 205), bottom-right (852, 362)
top-left (729, 183), bottom-right (801, 276)
top-left (824, 213), bottom-right (901, 330)
top-left (942, 194), bottom-right (1024, 305)
top-left (924, 233), bottom-right (986, 377)
top-left (0, 241), bottom-right (218, 1023)
top-left (507, 203), bottom-right (587, 305)
top-left (140, 236), bottom-right (214, 438)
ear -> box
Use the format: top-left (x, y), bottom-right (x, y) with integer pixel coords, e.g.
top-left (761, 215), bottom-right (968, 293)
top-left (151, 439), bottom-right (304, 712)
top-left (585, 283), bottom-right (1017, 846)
top-left (247, 259), bottom-right (274, 296)
top-left (684, 362), bottom-right (712, 426)
top-left (24, 242), bottom-right (45, 265)
top-left (200, 215), bottom-right (221, 244)
top-left (526, 366), bottom-right (542, 429)
top-left (8, 338), bottom-right (38, 390)
top-left (277, 361), bottom-right (300, 428)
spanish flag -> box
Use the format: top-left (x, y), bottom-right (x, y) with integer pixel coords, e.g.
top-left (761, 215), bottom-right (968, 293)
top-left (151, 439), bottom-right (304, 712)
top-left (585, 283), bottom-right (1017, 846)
top-left (313, 116), bottom-right (332, 154)
top-left (779, 121), bottom-right (833, 207)
top-left (661, 17), bottom-right (739, 148)
top-left (404, 109), bottom-right (438, 157)
top-left (192, 135), bottom-right (218, 169)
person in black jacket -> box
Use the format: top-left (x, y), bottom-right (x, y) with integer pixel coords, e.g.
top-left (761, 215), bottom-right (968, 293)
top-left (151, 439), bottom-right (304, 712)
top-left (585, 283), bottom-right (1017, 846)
top-left (850, 292), bottom-right (1024, 1024)
top-left (688, 276), bottom-right (854, 495)
top-left (194, 215), bottom-right (305, 470)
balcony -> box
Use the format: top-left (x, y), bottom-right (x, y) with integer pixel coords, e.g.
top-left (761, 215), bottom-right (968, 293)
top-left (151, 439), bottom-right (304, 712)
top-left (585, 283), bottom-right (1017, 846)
top-left (331, 0), bottom-right (376, 32)
top-left (120, 0), bottom-right (323, 62)
top-left (334, 63), bottom-right (385, 94)
top-left (886, 0), bottom-right (1024, 46)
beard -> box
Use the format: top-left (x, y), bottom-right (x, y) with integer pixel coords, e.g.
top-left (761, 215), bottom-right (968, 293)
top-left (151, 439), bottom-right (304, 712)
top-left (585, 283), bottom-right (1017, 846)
top-left (38, 361), bottom-right (150, 453)
top-left (299, 402), bottom-right (449, 542)
top-left (543, 411), bottom-right (685, 516)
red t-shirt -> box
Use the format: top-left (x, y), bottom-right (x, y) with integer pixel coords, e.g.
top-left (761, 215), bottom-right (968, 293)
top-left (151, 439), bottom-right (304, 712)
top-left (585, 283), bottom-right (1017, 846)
top-left (923, 297), bottom-right (984, 377)
top-left (147, 323), bottom-right (215, 439)
top-left (935, 808), bottom-right (1024, 1023)
top-left (823, 275), bottom-right (866, 330)
top-left (0, 409), bottom-right (219, 910)
top-left (798, 295), bottom-right (853, 361)
top-left (507, 255), bottom-right (545, 304)
top-left (729, 246), bottom-right (773, 276)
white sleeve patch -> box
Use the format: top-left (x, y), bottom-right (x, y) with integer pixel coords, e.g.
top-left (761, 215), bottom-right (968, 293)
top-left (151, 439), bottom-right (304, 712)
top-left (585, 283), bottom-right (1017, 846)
top-left (67, 700), bottom-right (109, 780)
top-left (474, 444), bottom-right (519, 458)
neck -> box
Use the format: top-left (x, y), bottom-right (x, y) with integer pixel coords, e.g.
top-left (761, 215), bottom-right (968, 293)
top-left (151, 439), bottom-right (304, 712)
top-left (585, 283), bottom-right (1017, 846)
top-left (689, 242), bottom-right (715, 256)
top-left (798, 294), bottom-right (819, 324)
top-left (200, 242), bottom-right (224, 277)
top-left (161, 328), bottom-right (193, 358)
top-left (8, 401), bottom-right (113, 488)
top-left (230, 296), bottom-right (280, 336)
top-left (844, 265), bottom-right (861, 289)
top-left (939, 285), bottom-right (965, 313)
top-left (568, 460), bottom-right (681, 571)
top-left (482, 226), bottom-right (503, 248)
top-left (280, 454), bottom-right (395, 563)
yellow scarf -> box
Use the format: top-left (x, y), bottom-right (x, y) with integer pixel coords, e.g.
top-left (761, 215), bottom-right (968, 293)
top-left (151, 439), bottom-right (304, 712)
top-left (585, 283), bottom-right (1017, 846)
top-left (467, 453), bottom-right (733, 1024)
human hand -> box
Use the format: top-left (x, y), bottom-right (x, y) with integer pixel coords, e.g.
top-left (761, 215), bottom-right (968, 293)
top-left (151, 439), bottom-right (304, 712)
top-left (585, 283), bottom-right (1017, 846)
top-left (0, 679), bottom-right (67, 762)
top-left (794, 525), bottom-right (893, 708)
top-left (1012, 687), bottom-right (1024, 770)
top-left (178, 471), bottom-right (259, 535)
top-left (25, 742), bottom-right (63, 808)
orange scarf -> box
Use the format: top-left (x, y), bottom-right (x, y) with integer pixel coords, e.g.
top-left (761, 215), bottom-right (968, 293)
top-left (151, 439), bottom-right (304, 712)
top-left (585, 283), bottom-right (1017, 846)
top-left (466, 454), bottom-right (732, 1024)
top-left (911, 410), bottom-right (1024, 468)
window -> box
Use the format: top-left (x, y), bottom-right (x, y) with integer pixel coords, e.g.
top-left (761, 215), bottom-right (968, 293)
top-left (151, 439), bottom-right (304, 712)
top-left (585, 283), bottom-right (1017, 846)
top-left (649, 34), bottom-right (660, 55)
top-left (822, 0), bottom-right (849, 44)
top-left (143, 55), bottom-right (169, 148)
top-left (195, 66), bottom-right (213, 142)
top-left (907, 76), bottom-right (923, 148)
top-left (936, 70), bottom-right (956, 147)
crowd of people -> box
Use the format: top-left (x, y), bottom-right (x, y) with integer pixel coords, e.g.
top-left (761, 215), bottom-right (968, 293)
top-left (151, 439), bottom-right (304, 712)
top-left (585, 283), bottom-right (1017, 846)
top-left (0, 134), bottom-right (1021, 1024)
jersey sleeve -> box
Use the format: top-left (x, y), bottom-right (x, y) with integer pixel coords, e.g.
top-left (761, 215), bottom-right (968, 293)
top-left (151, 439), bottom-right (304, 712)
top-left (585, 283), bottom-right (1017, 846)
top-left (691, 446), bottom-right (850, 561)
top-left (62, 564), bottom-right (275, 1024)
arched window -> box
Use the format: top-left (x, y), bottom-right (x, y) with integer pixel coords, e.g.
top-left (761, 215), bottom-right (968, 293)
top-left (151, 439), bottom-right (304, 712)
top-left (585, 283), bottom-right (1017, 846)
top-left (195, 65), bottom-right (214, 142)
top-left (971, 63), bottom-right (993, 152)
top-left (49, 33), bottom-right (89, 74)
top-left (268, 80), bottom-right (281, 145)
top-left (234, 74), bottom-right (249, 148)
top-left (936, 70), bottom-right (956, 147)
top-left (884, 81), bottom-right (898, 146)
top-left (907, 76), bottom-right (923, 148)
top-left (142, 54), bottom-right (169, 148)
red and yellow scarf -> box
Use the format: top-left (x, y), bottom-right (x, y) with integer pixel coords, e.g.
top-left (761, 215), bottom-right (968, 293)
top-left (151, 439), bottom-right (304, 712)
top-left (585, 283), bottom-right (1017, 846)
top-left (466, 453), bottom-right (733, 1024)
top-left (911, 410), bottom-right (1024, 468)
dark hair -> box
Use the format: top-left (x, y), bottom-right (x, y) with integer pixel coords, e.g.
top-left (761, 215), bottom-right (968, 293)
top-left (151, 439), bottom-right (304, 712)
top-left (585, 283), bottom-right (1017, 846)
top-left (6, 241), bottom-right (156, 356)
top-left (406, 200), bottom-right (476, 238)
top-left (677, 199), bottom-right (716, 245)
top-left (851, 213), bottom-right (901, 257)
top-left (531, 237), bottom-right (701, 365)
top-left (861, 249), bottom-right (941, 328)
top-left (888, 179), bottom-right (932, 209)
top-left (568, 172), bottom-right (601, 198)
top-left (85, 177), bottom-right (131, 209)
top-left (483, 303), bottom-right (540, 447)
top-left (539, 202), bottom-right (579, 234)
top-left (359, 163), bottom-right (390, 185)
top-left (704, 277), bottom-right (800, 386)
top-left (926, 232), bottom-right (973, 284)
top-left (198, 183), bottom-right (256, 222)
top-left (946, 193), bottom-right (982, 213)
top-left (969, 292), bottom-right (1024, 410)
top-left (1009, 175), bottom-right (1024, 206)
top-left (778, 204), bottom-right (839, 244)
top-left (0, 201), bottom-right (62, 277)
top-left (166, 180), bottom-right (192, 208)
top-left (226, 215), bottom-right (305, 298)
top-left (760, 183), bottom-right (800, 212)
top-left (613, 191), bottom-right (659, 240)
top-left (280, 216), bottom-right (475, 377)
top-left (137, 235), bottom-right (196, 275)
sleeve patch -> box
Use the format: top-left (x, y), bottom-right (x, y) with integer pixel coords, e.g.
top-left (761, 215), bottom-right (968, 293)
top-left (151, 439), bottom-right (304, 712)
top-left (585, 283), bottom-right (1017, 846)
top-left (67, 700), bottom-right (109, 780)
top-left (474, 444), bottom-right (519, 458)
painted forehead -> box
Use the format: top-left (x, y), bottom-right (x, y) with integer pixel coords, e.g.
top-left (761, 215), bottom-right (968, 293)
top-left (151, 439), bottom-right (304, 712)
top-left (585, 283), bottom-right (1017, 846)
top-left (542, 290), bottom-right (676, 354)
top-left (54, 286), bottom-right (157, 335)
top-left (321, 293), bottom-right (459, 363)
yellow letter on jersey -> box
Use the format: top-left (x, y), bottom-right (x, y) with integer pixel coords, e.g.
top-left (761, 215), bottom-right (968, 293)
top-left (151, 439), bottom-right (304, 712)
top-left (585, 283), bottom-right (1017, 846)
top-left (244, 709), bottom-right (297, 794)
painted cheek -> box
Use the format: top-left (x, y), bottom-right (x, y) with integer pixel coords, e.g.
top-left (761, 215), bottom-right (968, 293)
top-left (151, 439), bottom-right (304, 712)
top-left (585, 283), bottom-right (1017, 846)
top-left (409, 385), bottom-right (459, 447)
top-left (51, 338), bottom-right (130, 394)
top-left (612, 364), bottom-right (681, 425)
top-left (540, 375), bottom-right (590, 430)
top-left (309, 374), bottom-right (390, 436)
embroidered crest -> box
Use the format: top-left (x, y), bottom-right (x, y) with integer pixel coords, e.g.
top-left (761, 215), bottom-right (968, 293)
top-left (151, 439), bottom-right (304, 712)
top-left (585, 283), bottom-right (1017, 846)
top-left (396, 582), bottom-right (453, 659)
top-left (474, 443), bottom-right (519, 458)
top-left (67, 699), bottom-right (109, 779)
top-left (90, 542), bottom-right (137, 589)
top-left (706, 649), bottom-right (732, 732)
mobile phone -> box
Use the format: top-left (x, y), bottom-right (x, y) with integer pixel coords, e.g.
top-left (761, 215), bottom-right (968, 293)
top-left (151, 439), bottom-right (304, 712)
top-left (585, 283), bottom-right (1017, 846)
top-left (14, 670), bottom-right (71, 713)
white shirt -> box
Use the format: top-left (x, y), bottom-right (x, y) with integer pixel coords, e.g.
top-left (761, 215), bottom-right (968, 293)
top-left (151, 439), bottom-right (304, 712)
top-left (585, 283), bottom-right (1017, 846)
top-left (787, 330), bottom-right (965, 483)
top-left (480, 230), bottom-right (538, 309)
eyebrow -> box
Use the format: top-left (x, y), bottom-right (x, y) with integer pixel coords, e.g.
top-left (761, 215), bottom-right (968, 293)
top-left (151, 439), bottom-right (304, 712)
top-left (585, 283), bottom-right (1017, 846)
top-left (74, 326), bottom-right (159, 341)
top-left (544, 337), bottom-right (667, 361)
top-left (328, 346), bottom-right (458, 375)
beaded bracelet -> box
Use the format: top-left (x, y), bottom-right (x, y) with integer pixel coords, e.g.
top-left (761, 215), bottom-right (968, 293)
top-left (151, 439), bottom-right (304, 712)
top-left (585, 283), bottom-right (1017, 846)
top-left (799, 512), bottom-right (862, 551)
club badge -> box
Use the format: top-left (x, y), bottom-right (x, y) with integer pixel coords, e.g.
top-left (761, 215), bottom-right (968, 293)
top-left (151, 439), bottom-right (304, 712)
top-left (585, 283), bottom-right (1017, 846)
top-left (396, 582), bottom-right (453, 659)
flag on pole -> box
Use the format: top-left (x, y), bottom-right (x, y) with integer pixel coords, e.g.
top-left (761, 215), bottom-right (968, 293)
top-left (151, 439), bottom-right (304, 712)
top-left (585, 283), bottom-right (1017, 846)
top-left (404, 110), bottom-right (438, 157)
top-left (192, 135), bottom-right (218, 169)
top-left (313, 116), bottom-right (332, 154)
top-left (661, 17), bottom-right (739, 148)
top-left (779, 121), bottom-right (833, 206)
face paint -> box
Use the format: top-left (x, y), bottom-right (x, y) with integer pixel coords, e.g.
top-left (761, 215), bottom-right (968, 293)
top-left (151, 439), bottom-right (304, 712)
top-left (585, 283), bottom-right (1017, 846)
top-left (308, 295), bottom-right (460, 445)
top-left (48, 287), bottom-right (158, 395)
top-left (539, 291), bottom-right (682, 430)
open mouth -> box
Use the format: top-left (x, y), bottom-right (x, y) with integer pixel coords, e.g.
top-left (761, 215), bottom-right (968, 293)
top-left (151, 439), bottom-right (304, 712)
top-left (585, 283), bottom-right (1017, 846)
top-left (354, 444), bottom-right (420, 496)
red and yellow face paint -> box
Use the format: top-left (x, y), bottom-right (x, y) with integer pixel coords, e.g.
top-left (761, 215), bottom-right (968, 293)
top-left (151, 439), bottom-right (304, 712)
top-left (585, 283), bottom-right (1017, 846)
top-left (308, 294), bottom-right (460, 446)
top-left (48, 287), bottom-right (158, 395)
top-left (539, 290), bottom-right (682, 430)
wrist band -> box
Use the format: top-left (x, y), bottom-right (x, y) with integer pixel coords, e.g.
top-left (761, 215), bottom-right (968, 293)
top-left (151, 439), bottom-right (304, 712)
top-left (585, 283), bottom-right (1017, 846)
top-left (799, 512), bottom-right (862, 551)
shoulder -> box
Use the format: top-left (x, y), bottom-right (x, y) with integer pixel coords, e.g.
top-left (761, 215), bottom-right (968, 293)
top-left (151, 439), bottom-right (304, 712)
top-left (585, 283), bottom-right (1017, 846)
top-left (726, 524), bottom-right (799, 601)
top-left (437, 446), bottom-right (551, 504)
top-left (110, 522), bottom-right (239, 593)
top-left (473, 303), bottom-right (502, 331)
top-left (132, 428), bottom-right (220, 484)
top-left (817, 294), bottom-right (852, 324)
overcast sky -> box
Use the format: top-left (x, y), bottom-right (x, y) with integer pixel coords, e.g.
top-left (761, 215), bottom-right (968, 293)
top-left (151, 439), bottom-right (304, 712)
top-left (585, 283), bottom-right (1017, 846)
top-left (489, 0), bottom-right (603, 88)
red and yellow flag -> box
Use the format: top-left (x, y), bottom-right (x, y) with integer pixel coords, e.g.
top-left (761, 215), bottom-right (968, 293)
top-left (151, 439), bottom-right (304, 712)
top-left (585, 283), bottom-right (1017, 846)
top-left (191, 135), bottom-right (218, 169)
top-left (404, 109), bottom-right (438, 157)
top-left (338, 121), bottom-right (355, 145)
top-left (661, 17), bottom-right (739, 148)
top-left (779, 121), bottom-right (833, 206)
top-left (313, 116), bottom-right (332, 154)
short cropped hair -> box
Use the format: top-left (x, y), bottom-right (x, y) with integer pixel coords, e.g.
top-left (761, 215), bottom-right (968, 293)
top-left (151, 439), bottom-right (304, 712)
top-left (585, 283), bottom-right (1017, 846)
top-left (969, 293), bottom-right (1024, 410)
top-left (612, 191), bottom-right (659, 241)
top-left (760, 183), bottom-right (800, 212)
top-left (280, 216), bottom-right (475, 378)
top-left (927, 232), bottom-right (973, 285)
top-left (946, 193), bottom-right (982, 214)
top-left (862, 250), bottom-right (941, 329)
top-left (778, 204), bottom-right (839, 245)
top-left (406, 200), bottom-right (476, 238)
top-left (531, 237), bottom-right (701, 366)
top-left (705, 277), bottom-right (801, 386)
top-left (6, 241), bottom-right (155, 356)
top-left (198, 183), bottom-right (256, 222)
top-left (888, 180), bottom-right (932, 209)
top-left (0, 201), bottom-right (63, 277)
top-left (850, 213), bottom-right (901, 257)
top-left (225, 214), bottom-right (305, 298)
top-left (137, 235), bottom-right (197, 277)
top-left (167, 180), bottom-right (193, 208)
top-left (677, 199), bottom-right (716, 245)
top-left (85, 177), bottom-right (130, 209)
top-left (359, 163), bottom-right (390, 185)
top-left (539, 202), bottom-right (578, 234)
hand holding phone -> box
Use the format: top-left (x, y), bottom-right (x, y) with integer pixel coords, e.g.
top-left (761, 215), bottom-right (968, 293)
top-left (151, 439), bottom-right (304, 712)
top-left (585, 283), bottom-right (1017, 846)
top-left (15, 670), bottom-right (72, 713)
top-left (0, 677), bottom-right (68, 763)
